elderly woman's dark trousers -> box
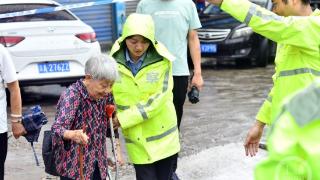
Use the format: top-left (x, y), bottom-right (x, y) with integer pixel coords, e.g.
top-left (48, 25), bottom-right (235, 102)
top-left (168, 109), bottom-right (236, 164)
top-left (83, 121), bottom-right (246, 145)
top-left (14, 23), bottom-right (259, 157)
top-left (0, 132), bottom-right (8, 180)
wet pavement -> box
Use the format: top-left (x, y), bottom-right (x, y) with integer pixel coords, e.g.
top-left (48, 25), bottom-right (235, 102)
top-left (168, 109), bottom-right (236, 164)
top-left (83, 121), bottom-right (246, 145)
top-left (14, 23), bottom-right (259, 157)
top-left (5, 63), bottom-right (274, 180)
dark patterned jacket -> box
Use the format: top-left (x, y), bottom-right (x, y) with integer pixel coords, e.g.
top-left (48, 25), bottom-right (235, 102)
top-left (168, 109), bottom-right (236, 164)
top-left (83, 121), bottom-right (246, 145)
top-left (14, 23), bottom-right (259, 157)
top-left (52, 80), bottom-right (117, 180)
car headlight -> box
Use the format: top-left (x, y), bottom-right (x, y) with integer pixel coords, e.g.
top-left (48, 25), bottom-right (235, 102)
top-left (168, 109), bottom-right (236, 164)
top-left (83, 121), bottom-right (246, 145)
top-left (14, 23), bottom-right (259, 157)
top-left (231, 27), bottom-right (253, 39)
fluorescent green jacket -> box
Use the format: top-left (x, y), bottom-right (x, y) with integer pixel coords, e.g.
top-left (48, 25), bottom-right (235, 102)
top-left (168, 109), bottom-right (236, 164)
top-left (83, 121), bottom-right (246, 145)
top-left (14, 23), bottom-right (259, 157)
top-left (255, 79), bottom-right (320, 179)
top-left (110, 13), bottom-right (180, 164)
top-left (221, 0), bottom-right (320, 124)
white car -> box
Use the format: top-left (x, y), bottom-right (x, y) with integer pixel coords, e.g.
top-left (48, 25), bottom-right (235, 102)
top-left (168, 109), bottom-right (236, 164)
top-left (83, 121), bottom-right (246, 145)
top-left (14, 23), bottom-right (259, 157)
top-left (0, 0), bottom-right (101, 86)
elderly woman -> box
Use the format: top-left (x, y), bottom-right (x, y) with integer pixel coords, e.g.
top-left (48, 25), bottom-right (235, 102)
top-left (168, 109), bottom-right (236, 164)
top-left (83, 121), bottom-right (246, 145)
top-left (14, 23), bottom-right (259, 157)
top-left (110, 13), bottom-right (180, 180)
top-left (51, 55), bottom-right (122, 180)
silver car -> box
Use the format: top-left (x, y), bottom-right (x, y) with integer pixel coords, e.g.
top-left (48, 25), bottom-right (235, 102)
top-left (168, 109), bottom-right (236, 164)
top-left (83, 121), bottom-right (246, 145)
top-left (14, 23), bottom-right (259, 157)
top-left (0, 0), bottom-right (101, 86)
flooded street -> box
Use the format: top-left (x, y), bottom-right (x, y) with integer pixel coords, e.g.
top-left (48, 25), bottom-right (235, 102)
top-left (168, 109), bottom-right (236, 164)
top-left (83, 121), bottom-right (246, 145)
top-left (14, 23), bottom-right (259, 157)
top-left (5, 63), bottom-right (274, 180)
top-left (181, 63), bottom-right (273, 155)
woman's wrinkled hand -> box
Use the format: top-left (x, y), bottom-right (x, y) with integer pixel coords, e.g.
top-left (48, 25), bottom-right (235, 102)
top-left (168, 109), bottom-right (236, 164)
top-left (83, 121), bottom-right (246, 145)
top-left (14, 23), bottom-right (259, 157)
top-left (64, 130), bottom-right (88, 145)
top-left (72, 130), bottom-right (88, 145)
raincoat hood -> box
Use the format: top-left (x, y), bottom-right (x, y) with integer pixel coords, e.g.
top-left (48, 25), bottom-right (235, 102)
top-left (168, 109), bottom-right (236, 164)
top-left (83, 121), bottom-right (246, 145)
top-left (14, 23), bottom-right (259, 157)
top-left (110, 13), bottom-right (175, 61)
top-left (121, 13), bottom-right (156, 45)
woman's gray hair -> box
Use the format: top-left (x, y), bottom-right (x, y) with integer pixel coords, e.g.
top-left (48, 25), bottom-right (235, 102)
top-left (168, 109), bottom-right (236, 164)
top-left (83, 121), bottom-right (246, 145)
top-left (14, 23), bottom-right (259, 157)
top-left (85, 54), bottom-right (118, 81)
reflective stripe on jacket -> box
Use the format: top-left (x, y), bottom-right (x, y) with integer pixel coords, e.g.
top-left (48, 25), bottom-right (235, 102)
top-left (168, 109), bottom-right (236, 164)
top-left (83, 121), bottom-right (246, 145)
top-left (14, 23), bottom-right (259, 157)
top-left (110, 14), bottom-right (180, 164)
top-left (255, 80), bottom-right (320, 179)
top-left (221, 0), bottom-right (320, 124)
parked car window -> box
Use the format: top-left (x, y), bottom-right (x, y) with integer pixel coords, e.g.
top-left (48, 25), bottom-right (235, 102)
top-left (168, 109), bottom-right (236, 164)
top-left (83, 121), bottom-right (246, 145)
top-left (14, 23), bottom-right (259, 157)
top-left (0, 4), bottom-right (76, 23)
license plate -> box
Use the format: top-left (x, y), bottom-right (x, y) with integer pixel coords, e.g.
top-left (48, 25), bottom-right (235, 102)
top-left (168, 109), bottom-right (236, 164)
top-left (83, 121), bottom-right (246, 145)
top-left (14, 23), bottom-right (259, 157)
top-left (201, 44), bottom-right (217, 53)
top-left (38, 61), bottom-right (70, 73)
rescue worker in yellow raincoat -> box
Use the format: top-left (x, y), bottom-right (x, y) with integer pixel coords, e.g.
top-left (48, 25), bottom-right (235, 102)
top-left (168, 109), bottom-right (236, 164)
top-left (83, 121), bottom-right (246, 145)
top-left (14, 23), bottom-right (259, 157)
top-left (206, 0), bottom-right (320, 156)
top-left (255, 79), bottom-right (320, 179)
top-left (110, 13), bottom-right (180, 180)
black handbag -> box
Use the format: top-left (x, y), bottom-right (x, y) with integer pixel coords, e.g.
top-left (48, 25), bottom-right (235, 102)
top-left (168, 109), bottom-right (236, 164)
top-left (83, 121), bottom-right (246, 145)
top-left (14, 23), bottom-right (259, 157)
top-left (42, 130), bottom-right (59, 176)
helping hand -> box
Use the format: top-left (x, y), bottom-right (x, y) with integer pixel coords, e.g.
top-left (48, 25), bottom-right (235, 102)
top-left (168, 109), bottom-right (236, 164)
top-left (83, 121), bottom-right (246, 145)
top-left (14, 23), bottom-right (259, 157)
top-left (244, 120), bottom-right (265, 157)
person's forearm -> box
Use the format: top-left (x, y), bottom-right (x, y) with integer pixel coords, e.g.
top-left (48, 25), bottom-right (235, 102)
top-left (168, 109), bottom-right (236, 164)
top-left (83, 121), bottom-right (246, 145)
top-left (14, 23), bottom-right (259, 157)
top-left (188, 31), bottom-right (202, 75)
top-left (188, 30), bottom-right (204, 90)
top-left (8, 81), bottom-right (25, 138)
top-left (8, 81), bottom-right (22, 117)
